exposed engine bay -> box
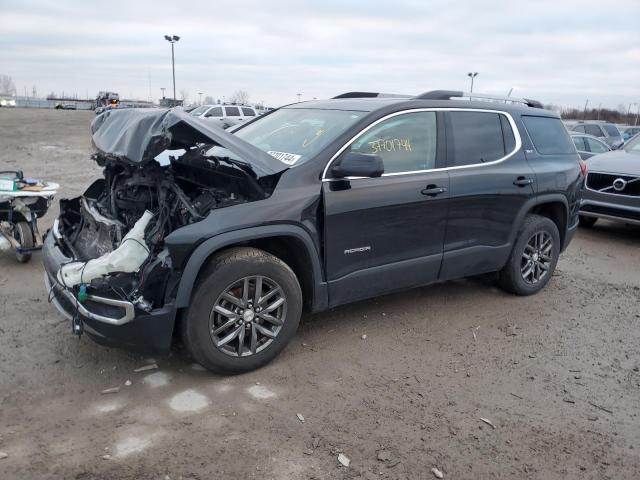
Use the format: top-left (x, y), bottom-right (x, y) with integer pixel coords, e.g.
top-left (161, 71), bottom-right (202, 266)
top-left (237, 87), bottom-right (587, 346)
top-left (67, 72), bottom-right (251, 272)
top-left (55, 148), bottom-right (277, 310)
top-left (50, 107), bottom-right (289, 314)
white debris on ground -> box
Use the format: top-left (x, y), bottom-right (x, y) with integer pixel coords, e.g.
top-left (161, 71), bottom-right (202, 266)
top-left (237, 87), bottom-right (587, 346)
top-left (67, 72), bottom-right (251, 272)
top-left (114, 436), bottom-right (151, 458)
top-left (480, 417), bottom-right (496, 429)
top-left (296, 413), bottom-right (305, 423)
top-left (168, 389), bottom-right (210, 413)
top-left (133, 363), bottom-right (158, 373)
top-left (338, 453), bottom-right (350, 467)
top-left (0, 452), bottom-right (8, 459)
top-left (142, 371), bottom-right (170, 388)
top-left (93, 400), bottom-right (123, 413)
top-left (247, 384), bottom-right (276, 399)
top-left (101, 386), bottom-right (120, 394)
top-left (432, 467), bottom-right (444, 478)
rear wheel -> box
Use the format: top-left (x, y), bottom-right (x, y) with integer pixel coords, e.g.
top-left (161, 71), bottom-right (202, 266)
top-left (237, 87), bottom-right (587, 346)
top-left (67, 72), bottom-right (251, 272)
top-left (578, 215), bottom-right (597, 228)
top-left (182, 247), bottom-right (302, 374)
top-left (14, 221), bottom-right (33, 263)
top-left (499, 214), bottom-right (560, 296)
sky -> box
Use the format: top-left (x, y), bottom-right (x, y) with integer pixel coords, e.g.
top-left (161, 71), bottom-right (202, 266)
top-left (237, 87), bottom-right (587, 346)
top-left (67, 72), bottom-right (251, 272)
top-left (1, 0), bottom-right (639, 110)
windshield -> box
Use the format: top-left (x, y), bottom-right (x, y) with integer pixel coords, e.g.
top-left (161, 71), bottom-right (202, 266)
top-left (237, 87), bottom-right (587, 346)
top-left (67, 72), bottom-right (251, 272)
top-left (190, 106), bottom-right (210, 116)
top-left (206, 108), bottom-right (365, 166)
top-left (624, 134), bottom-right (640, 153)
top-left (602, 124), bottom-right (621, 137)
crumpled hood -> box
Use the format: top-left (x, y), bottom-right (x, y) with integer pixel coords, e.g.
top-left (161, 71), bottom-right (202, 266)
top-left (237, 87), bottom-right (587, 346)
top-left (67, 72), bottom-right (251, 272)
top-left (587, 149), bottom-right (640, 175)
top-left (91, 108), bottom-right (287, 177)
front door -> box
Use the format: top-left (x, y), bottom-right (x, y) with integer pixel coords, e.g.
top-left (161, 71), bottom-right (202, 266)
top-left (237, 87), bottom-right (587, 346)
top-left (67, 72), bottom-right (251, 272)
top-left (322, 110), bottom-right (449, 306)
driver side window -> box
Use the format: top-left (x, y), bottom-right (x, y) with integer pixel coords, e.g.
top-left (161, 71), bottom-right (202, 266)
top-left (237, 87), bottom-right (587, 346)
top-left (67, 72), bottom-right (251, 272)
top-left (349, 112), bottom-right (437, 174)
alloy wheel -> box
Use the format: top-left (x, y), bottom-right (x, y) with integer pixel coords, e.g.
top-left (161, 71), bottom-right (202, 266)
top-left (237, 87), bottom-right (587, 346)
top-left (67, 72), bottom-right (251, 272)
top-left (520, 231), bottom-right (553, 285)
top-left (209, 275), bottom-right (287, 357)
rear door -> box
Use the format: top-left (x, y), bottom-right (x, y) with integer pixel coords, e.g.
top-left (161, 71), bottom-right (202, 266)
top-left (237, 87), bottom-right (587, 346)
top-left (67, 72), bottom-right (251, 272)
top-left (323, 110), bottom-right (449, 305)
top-left (224, 106), bottom-right (242, 125)
top-left (439, 110), bottom-right (535, 279)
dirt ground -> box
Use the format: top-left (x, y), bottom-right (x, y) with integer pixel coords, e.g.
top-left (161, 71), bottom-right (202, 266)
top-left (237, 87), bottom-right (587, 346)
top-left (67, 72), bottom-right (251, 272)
top-left (0, 108), bottom-right (639, 479)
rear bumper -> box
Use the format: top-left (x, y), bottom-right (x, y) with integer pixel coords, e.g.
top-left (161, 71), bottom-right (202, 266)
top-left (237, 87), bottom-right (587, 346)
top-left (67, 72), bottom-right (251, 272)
top-left (42, 226), bottom-right (177, 354)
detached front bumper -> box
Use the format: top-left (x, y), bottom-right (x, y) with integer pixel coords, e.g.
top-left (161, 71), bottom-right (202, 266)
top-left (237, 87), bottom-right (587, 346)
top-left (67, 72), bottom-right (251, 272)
top-left (42, 222), bottom-right (178, 354)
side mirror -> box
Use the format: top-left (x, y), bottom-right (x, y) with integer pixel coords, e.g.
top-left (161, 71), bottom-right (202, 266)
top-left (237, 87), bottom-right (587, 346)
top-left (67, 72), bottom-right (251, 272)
top-left (331, 152), bottom-right (384, 178)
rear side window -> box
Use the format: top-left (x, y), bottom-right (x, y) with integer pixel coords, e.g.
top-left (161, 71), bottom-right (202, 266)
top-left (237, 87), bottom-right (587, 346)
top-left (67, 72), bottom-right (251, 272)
top-left (584, 124), bottom-right (602, 137)
top-left (586, 137), bottom-right (608, 153)
top-left (522, 116), bottom-right (576, 155)
top-left (573, 125), bottom-right (585, 133)
top-left (205, 107), bottom-right (223, 117)
top-left (602, 124), bottom-right (620, 137)
top-left (572, 136), bottom-right (586, 151)
top-left (448, 111), bottom-right (511, 166)
top-left (242, 107), bottom-right (255, 116)
top-left (225, 106), bottom-right (240, 116)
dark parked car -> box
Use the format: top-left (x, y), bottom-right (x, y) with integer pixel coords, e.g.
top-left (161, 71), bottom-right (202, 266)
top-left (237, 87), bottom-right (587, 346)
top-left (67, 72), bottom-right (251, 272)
top-left (579, 133), bottom-right (640, 227)
top-left (570, 132), bottom-right (611, 160)
top-left (43, 90), bottom-right (583, 373)
top-left (568, 121), bottom-right (624, 150)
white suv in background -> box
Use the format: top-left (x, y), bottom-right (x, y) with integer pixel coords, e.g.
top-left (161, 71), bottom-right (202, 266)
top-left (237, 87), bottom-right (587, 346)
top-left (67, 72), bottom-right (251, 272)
top-left (190, 104), bottom-right (257, 128)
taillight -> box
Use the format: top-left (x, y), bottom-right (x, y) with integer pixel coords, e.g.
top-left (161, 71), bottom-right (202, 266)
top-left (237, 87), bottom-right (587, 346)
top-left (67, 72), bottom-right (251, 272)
top-left (578, 158), bottom-right (587, 177)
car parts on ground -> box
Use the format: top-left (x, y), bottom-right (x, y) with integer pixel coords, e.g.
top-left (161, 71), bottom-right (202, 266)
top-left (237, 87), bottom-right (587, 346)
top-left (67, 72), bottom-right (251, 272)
top-left (0, 170), bottom-right (57, 263)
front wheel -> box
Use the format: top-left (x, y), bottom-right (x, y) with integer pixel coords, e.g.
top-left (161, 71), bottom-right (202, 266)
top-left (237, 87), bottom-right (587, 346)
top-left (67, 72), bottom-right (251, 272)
top-left (14, 221), bottom-right (34, 263)
top-left (182, 247), bottom-right (302, 374)
top-left (498, 214), bottom-right (560, 296)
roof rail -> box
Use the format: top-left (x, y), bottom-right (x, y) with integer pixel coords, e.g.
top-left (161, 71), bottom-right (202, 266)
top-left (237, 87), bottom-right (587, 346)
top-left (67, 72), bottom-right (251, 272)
top-left (413, 90), bottom-right (543, 109)
top-left (332, 92), bottom-right (412, 99)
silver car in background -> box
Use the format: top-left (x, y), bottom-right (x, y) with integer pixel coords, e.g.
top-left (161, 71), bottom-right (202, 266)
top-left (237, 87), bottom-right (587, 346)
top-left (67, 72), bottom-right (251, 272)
top-left (190, 104), bottom-right (257, 129)
top-left (568, 121), bottom-right (624, 150)
top-left (570, 132), bottom-right (611, 160)
top-left (580, 133), bottom-right (640, 227)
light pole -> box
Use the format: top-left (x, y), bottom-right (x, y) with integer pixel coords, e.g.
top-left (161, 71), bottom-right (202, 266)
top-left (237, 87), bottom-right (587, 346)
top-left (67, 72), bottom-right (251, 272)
top-left (583, 99), bottom-right (589, 120)
top-left (597, 103), bottom-right (602, 120)
top-left (198, 92), bottom-right (203, 105)
top-left (164, 35), bottom-right (180, 102)
top-left (467, 72), bottom-right (478, 92)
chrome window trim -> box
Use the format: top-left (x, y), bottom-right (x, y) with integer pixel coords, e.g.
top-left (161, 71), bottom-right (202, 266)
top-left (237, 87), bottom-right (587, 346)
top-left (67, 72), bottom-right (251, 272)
top-left (321, 107), bottom-right (522, 181)
top-left (585, 170), bottom-right (640, 199)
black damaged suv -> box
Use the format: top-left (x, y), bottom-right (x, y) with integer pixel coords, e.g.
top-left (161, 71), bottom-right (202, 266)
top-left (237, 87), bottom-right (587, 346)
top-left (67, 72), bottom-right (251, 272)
top-left (43, 90), bottom-right (584, 373)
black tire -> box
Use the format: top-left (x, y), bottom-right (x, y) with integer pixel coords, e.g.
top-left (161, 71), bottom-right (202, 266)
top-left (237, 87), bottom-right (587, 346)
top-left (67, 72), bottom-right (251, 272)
top-left (182, 247), bottom-right (302, 374)
top-left (498, 214), bottom-right (560, 296)
top-left (578, 215), bottom-right (598, 228)
top-left (14, 221), bottom-right (33, 263)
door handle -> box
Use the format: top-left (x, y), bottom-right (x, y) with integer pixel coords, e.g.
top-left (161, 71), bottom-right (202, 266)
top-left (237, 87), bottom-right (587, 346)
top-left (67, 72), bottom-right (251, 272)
top-left (513, 177), bottom-right (534, 187)
top-left (421, 185), bottom-right (447, 197)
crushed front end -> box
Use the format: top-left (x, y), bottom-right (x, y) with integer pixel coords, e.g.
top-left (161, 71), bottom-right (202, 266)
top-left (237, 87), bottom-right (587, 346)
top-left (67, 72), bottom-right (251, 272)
top-left (43, 108), bottom-right (285, 353)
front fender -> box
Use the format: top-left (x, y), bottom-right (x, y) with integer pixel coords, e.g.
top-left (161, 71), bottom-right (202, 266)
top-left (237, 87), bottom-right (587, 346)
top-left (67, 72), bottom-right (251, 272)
top-left (174, 224), bottom-right (328, 311)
